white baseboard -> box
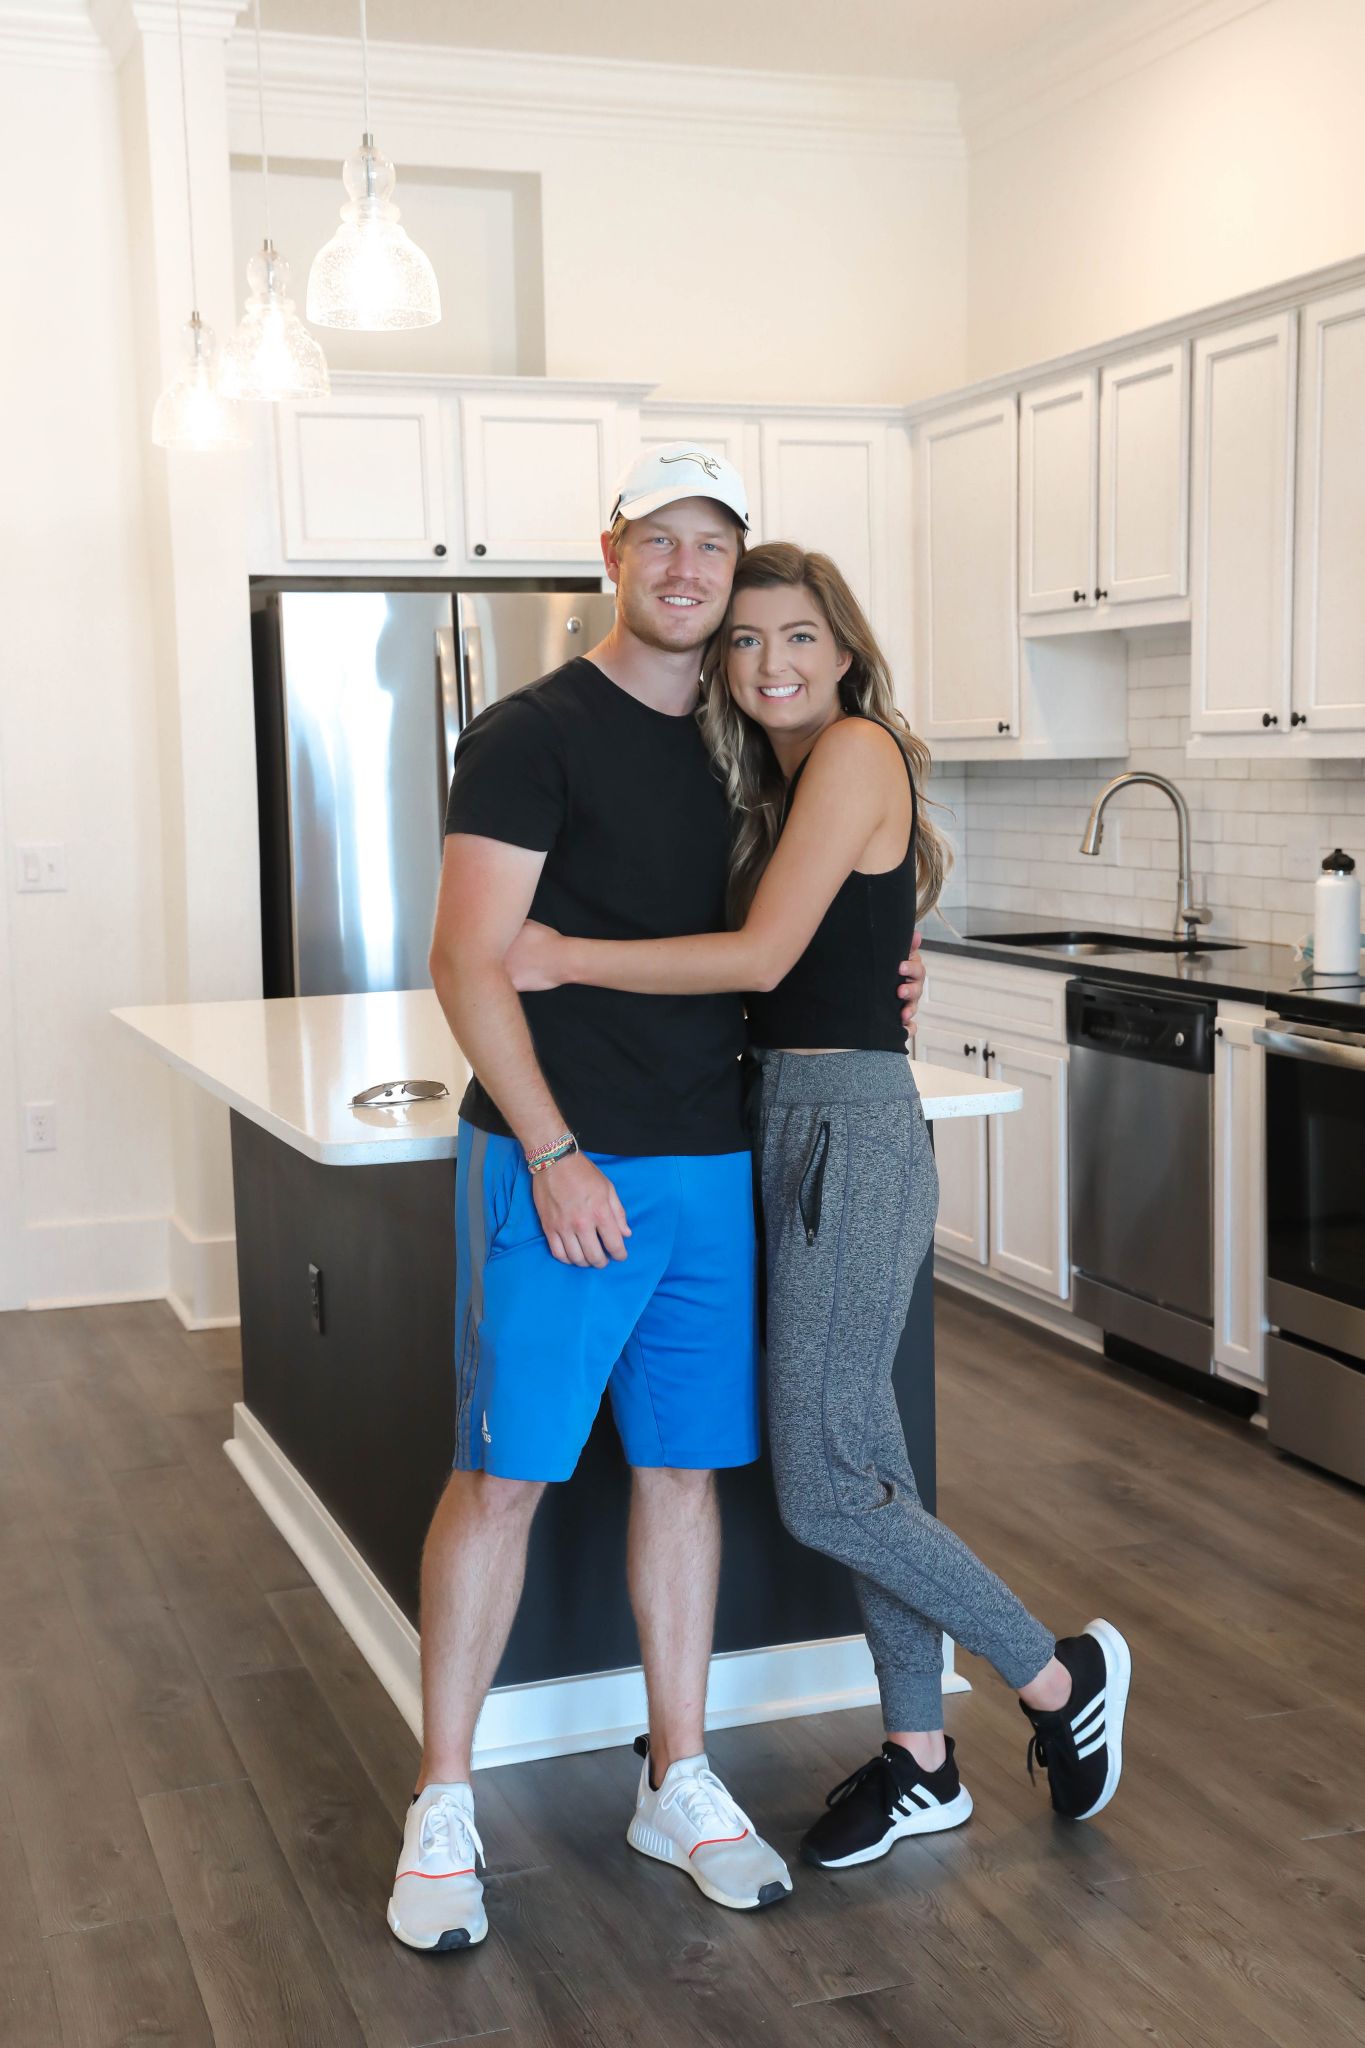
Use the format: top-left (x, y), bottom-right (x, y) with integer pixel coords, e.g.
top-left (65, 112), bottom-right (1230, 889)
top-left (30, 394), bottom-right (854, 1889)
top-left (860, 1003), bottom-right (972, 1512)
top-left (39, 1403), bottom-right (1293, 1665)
top-left (227, 1401), bottom-right (969, 1771)
top-left (24, 1213), bottom-right (169, 1310)
top-left (935, 1264), bottom-right (1104, 1351)
top-left (168, 1215), bottom-right (239, 1330)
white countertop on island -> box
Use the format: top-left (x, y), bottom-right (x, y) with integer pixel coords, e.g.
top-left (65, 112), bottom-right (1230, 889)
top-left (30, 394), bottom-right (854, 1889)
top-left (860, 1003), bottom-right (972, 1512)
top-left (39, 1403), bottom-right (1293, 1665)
top-left (115, 992), bottom-right (1022, 1166)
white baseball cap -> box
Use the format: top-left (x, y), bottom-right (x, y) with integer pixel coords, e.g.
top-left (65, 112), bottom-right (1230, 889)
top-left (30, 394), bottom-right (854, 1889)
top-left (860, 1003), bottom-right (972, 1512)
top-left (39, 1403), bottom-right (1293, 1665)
top-left (609, 441), bottom-right (750, 532)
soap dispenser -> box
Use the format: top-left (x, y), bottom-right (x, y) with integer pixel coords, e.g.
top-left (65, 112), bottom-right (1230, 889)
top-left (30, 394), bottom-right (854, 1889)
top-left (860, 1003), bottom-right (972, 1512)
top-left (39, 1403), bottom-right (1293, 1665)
top-left (1314, 848), bottom-right (1361, 975)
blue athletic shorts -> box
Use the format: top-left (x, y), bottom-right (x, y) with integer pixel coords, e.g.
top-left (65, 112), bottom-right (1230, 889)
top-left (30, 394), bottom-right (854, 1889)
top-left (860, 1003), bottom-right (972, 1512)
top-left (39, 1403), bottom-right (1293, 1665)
top-left (452, 1123), bottom-right (760, 1482)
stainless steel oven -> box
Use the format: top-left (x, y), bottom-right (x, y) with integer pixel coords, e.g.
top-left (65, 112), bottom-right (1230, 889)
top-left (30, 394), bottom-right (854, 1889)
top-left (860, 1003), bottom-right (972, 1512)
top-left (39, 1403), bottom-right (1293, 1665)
top-left (1256, 1012), bottom-right (1365, 1485)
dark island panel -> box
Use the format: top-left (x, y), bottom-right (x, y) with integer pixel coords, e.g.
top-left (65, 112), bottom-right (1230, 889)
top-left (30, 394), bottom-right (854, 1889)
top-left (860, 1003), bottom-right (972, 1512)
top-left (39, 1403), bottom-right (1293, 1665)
top-left (230, 1109), bottom-right (935, 1689)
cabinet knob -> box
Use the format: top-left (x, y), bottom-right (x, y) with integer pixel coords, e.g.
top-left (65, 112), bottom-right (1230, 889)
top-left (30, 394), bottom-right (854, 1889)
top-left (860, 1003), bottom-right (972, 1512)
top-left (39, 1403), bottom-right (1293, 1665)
top-left (473, 543), bottom-right (487, 558)
top-left (997, 720), bottom-right (1011, 734)
top-left (1290, 710), bottom-right (1307, 727)
top-left (1073, 589), bottom-right (1084, 603)
top-left (433, 543), bottom-right (447, 558)
top-left (1095, 587), bottom-right (1108, 601)
top-left (1262, 711), bottom-right (1278, 727)
top-left (963, 1041), bottom-right (977, 1057)
top-left (983, 1045), bottom-right (995, 1063)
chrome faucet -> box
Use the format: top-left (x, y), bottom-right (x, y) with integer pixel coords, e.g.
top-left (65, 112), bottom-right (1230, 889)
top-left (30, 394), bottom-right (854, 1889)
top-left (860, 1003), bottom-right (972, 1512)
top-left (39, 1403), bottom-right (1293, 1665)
top-left (1079, 772), bottom-right (1213, 943)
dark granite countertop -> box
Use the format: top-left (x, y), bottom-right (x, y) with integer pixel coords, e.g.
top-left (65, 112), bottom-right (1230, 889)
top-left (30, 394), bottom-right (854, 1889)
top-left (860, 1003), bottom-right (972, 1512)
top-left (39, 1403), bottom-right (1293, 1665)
top-left (920, 908), bottom-right (1365, 1028)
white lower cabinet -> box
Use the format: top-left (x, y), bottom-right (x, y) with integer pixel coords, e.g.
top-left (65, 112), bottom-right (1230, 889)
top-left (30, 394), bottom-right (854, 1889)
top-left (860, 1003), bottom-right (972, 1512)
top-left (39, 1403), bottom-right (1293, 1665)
top-left (914, 1022), bottom-right (988, 1264)
top-left (915, 961), bottom-right (1069, 1301)
top-left (1213, 1004), bottom-right (1267, 1386)
top-left (985, 1036), bottom-right (1069, 1298)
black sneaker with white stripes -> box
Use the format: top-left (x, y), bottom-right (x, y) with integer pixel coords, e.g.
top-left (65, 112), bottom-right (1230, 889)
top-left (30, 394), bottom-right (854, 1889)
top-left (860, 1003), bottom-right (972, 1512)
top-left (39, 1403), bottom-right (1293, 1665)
top-left (799, 1737), bottom-right (973, 1868)
top-left (1020, 1618), bottom-right (1131, 1820)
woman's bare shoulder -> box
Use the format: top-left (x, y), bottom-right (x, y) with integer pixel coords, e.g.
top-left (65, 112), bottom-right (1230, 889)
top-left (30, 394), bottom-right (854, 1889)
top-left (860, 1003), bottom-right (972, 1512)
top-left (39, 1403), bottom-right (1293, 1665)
top-left (805, 716), bottom-right (906, 782)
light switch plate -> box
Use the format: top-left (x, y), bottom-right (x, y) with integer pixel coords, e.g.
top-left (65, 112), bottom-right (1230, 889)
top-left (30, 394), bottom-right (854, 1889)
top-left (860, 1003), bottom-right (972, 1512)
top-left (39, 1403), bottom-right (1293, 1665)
top-left (15, 844), bottom-right (67, 892)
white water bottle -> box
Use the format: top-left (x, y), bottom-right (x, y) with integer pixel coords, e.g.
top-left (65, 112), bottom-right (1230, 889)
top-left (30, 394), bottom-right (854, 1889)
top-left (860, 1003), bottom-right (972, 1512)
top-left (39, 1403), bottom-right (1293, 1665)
top-left (1314, 848), bottom-right (1361, 975)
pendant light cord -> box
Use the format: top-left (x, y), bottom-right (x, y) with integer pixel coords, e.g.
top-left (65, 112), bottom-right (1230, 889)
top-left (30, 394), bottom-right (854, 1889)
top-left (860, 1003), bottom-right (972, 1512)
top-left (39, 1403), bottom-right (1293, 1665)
top-left (173, 0), bottom-right (200, 313)
top-left (359, 0), bottom-right (372, 138)
top-left (252, 0), bottom-right (272, 248)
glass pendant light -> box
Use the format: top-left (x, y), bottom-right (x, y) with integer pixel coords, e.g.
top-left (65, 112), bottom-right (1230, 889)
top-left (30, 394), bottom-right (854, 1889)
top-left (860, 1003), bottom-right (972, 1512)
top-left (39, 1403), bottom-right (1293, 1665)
top-left (151, 0), bottom-right (246, 450)
top-left (222, 0), bottom-right (329, 400)
top-left (306, 0), bottom-right (441, 331)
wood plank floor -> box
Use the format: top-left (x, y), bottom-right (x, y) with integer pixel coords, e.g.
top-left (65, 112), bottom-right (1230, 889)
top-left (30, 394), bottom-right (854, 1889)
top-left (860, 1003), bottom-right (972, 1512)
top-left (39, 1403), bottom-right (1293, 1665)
top-left (1, 1289), bottom-right (1362, 2048)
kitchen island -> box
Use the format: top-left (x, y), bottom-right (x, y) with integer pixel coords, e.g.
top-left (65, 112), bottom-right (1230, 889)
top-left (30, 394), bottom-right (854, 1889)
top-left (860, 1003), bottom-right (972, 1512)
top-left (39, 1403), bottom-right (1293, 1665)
top-left (116, 992), bottom-right (1020, 1766)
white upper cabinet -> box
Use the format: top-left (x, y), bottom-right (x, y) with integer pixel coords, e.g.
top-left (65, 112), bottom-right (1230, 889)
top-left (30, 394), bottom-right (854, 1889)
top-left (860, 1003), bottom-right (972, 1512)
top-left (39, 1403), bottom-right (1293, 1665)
top-left (758, 419), bottom-right (888, 620)
top-left (1293, 285), bottom-right (1365, 734)
top-left (459, 393), bottom-right (619, 564)
top-left (1098, 341), bottom-right (1190, 604)
top-left (1189, 313), bottom-right (1297, 737)
top-left (277, 393), bottom-right (450, 564)
top-left (1019, 372), bottom-right (1097, 615)
top-left (913, 397), bottom-right (1020, 741)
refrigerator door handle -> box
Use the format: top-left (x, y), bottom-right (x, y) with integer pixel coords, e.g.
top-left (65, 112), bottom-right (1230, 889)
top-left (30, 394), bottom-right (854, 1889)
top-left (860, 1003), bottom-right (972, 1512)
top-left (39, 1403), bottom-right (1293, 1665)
top-left (462, 622), bottom-right (487, 721)
top-left (436, 624), bottom-right (462, 807)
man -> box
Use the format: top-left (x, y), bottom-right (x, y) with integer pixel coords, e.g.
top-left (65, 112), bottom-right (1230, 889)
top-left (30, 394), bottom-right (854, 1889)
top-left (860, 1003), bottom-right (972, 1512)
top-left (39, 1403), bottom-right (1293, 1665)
top-left (387, 446), bottom-right (927, 1952)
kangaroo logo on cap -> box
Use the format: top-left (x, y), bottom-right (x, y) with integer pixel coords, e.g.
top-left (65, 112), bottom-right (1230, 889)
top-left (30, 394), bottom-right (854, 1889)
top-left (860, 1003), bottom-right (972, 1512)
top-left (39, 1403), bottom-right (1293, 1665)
top-left (659, 450), bottom-right (722, 479)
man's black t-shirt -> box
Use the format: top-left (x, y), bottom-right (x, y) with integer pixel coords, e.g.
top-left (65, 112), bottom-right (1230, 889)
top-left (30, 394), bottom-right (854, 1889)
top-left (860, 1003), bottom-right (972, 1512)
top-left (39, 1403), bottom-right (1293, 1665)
top-left (443, 657), bottom-right (747, 1156)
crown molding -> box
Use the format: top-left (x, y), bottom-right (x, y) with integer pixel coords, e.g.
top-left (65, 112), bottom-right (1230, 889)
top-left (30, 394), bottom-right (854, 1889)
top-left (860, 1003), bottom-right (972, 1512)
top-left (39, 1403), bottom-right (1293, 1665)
top-left (89, 0), bottom-right (245, 68)
top-left (0, 1), bottom-right (108, 67)
top-left (961, 0), bottom-right (1273, 155)
top-left (225, 30), bottom-right (964, 162)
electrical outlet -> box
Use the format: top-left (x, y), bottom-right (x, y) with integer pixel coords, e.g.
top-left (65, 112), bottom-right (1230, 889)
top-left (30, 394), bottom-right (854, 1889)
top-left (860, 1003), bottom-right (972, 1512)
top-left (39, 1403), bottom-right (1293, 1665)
top-left (308, 1261), bottom-right (324, 1334)
top-left (24, 1103), bottom-right (56, 1152)
top-left (1284, 837), bottom-right (1323, 884)
top-left (15, 844), bottom-right (67, 893)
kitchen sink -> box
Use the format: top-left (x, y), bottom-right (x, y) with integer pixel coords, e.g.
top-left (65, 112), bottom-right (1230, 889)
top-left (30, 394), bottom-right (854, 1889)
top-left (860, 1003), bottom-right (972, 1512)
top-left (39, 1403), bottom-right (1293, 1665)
top-left (967, 929), bottom-right (1244, 957)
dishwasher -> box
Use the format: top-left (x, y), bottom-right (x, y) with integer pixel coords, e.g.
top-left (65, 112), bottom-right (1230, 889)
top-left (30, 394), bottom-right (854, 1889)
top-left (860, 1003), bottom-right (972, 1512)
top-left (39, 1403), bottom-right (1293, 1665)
top-left (1067, 979), bottom-right (1218, 1372)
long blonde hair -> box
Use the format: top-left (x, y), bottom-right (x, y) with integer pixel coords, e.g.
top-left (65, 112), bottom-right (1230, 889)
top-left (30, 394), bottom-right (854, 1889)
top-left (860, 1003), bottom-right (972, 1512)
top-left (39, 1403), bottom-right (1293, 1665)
top-left (700, 543), bottom-right (952, 924)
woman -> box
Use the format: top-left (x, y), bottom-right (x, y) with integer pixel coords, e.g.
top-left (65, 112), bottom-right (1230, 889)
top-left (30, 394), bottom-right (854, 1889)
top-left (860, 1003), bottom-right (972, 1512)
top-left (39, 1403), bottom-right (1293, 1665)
top-left (507, 544), bottom-right (1130, 1868)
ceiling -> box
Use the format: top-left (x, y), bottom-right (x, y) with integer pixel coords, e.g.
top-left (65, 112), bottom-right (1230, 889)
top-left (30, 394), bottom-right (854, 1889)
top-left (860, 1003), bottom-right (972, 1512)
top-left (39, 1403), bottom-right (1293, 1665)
top-left (258, 0), bottom-right (1114, 84)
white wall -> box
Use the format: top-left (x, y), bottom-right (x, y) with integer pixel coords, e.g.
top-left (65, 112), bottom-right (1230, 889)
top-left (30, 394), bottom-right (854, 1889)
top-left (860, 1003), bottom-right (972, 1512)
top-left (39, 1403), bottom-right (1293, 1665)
top-left (236, 38), bottom-right (969, 407)
top-left (967, 0), bottom-right (1365, 379)
top-left (0, 45), bottom-right (173, 1308)
top-left (228, 159), bottom-right (545, 377)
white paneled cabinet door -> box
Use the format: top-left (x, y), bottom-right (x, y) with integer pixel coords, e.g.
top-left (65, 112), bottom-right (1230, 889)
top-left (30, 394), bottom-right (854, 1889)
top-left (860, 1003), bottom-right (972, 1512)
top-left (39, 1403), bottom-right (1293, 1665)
top-left (985, 1037), bottom-right (1069, 1298)
top-left (1189, 314), bottom-right (1297, 736)
top-left (1019, 373), bottom-right (1097, 615)
top-left (914, 1025), bottom-right (988, 1265)
top-left (1099, 342), bottom-right (1190, 604)
top-left (1213, 1008), bottom-right (1267, 1385)
top-left (914, 398), bottom-right (1020, 742)
top-left (758, 420), bottom-right (886, 619)
top-left (278, 394), bottom-right (448, 563)
top-left (1294, 286), bottom-right (1365, 734)
top-left (460, 395), bottom-right (617, 563)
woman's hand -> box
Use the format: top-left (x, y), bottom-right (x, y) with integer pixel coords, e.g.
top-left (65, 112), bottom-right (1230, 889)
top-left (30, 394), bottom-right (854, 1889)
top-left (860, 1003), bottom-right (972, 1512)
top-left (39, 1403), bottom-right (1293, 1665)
top-left (505, 919), bottom-right (567, 993)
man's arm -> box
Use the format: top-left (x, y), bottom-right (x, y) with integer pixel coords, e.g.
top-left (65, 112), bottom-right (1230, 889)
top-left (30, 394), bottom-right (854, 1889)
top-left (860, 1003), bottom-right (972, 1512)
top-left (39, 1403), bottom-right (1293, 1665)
top-left (507, 720), bottom-right (894, 998)
top-left (429, 833), bottom-right (630, 1269)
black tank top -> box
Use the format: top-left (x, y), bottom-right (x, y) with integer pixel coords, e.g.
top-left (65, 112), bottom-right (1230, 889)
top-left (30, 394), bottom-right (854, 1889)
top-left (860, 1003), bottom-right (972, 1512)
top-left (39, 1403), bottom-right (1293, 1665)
top-left (745, 718), bottom-right (919, 1052)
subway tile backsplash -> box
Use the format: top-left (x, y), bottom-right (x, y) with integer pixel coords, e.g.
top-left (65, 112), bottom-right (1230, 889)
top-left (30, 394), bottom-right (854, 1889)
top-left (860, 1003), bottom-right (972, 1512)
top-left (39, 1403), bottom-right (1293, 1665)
top-left (924, 637), bottom-right (1365, 947)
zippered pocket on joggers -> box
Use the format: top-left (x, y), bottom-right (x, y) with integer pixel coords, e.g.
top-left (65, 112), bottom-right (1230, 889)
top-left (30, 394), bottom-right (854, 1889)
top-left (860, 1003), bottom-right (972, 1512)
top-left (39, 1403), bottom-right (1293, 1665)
top-left (798, 1121), bottom-right (831, 1245)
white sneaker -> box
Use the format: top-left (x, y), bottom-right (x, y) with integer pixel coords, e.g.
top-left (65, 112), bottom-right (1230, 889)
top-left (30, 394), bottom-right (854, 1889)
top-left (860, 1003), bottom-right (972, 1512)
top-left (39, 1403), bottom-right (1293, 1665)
top-left (625, 1738), bottom-right (792, 1910)
top-left (387, 1783), bottom-right (488, 1952)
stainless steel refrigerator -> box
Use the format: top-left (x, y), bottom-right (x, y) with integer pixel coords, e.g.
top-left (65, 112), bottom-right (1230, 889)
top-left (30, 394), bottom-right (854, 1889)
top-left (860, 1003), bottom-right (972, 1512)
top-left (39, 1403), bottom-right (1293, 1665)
top-left (251, 586), bottom-right (617, 997)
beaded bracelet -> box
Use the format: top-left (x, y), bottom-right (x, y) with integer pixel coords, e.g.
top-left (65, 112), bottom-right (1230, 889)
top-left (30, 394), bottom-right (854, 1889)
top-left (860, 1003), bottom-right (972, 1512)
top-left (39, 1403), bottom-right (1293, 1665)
top-left (526, 1131), bottom-right (580, 1174)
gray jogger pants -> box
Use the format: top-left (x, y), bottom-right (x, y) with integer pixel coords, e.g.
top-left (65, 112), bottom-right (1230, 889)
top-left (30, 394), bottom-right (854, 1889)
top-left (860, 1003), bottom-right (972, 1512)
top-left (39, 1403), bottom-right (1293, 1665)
top-left (757, 1049), bottom-right (1056, 1732)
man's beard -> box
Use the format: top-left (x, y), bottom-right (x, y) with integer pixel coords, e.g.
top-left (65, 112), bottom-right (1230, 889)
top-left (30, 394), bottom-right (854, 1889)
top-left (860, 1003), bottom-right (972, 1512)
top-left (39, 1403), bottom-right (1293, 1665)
top-left (619, 586), bottom-right (719, 655)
